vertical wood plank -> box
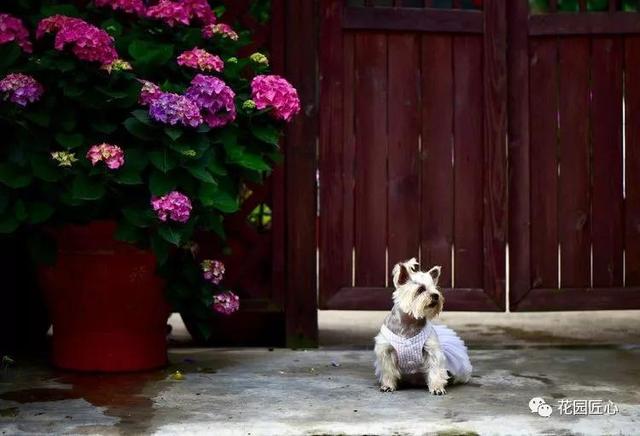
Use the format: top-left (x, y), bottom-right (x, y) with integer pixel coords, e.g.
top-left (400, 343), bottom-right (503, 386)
top-left (625, 36), bottom-right (640, 285)
top-left (354, 33), bottom-right (389, 286)
top-left (343, 33), bottom-right (356, 290)
top-left (508, 0), bottom-right (532, 306)
top-left (388, 34), bottom-right (421, 268)
top-left (453, 35), bottom-right (484, 288)
top-left (483, 0), bottom-right (507, 307)
top-left (558, 38), bottom-right (590, 288)
top-left (421, 35), bottom-right (454, 286)
top-left (591, 37), bottom-right (624, 287)
top-left (529, 38), bottom-right (559, 289)
top-left (319, 0), bottom-right (348, 308)
top-left (285, 0), bottom-right (318, 347)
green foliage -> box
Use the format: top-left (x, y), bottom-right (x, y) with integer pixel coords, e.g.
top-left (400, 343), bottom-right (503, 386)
top-left (0, 0), bottom-right (289, 335)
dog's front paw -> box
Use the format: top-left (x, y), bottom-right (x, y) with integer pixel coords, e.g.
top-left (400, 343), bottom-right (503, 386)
top-left (380, 385), bottom-right (395, 392)
top-left (429, 386), bottom-right (447, 396)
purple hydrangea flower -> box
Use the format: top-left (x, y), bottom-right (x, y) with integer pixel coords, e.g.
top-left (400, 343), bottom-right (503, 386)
top-left (0, 13), bottom-right (33, 53)
top-left (185, 74), bottom-right (236, 129)
top-left (177, 48), bottom-right (224, 73)
top-left (151, 191), bottom-right (192, 223)
top-left (201, 259), bottom-right (225, 285)
top-left (212, 291), bottom-right (239, 315)
top-left (149, 92), bottom-right (203, 128)
top-left (251, 75), bottom-right (301, 122)
top-left (94, 0), bottom-right (146, 15)
top-left (138, 80), bottom-right (162, 106)
top-left (0, 73), bottom-right (44, 106)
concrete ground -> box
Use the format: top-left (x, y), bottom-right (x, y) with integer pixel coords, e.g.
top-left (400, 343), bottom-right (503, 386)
top-left (1, 311), bottom-right (639, 435)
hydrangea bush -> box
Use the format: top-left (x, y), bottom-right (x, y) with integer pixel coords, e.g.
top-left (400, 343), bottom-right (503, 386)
top-left (0, 0), bottom-right (300, 336)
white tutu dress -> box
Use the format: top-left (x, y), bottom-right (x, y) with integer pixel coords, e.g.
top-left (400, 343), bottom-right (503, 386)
top-left (379, 322), bottom-right (472, 383)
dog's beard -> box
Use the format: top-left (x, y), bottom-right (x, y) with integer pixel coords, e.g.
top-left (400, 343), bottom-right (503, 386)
top-left (393, 286), bottom-right (444, 320)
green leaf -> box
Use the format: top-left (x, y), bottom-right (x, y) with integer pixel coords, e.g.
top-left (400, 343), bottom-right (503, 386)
top-left (132, 109), bottom-right (153, 126)
top-left (0, 164), bottom-right (32, 189)
top-left (55, 132), bottom-right (84, 149)
top-left (27, 202), bottom-right (54, 224)
top-left (0, 215), bottom-right (19, 233)
top-left (41, 4), bottom-right (80, 16)
top-left (150, 233), bottom-right (169, 265)
top-left (211, 191), bottom-right (239, 213)
top-left (149, 150), bottom-right (178, 173)
top-left (13, 200), bottom-right (27, 222)
top-left (115, 219), bottom-right (144, 244)
top-left (0, 44), bottom-right (21, 71)
top-left (186, 165), bottom-right (215, 184)
top-left (251, 123), bottom-right (281, 145)
top-left (149, 170), bottom-right (176, 195)
top-left (24, 110), bottom-right (51, 128)
top-left (198, 182), bottom-right (218, 207)
top-left (158, 225), bottom-right (182, 246)
top-left (31, 155), bottom-right (62, 182)
top-left (128, 40), bottom-right (174, 69)
top-left (27, 232), bottom-right (57, 265)
top-left (165, 127), bottom-right (183, 141)
top-left (71, 175), bottom-right (106, 200)
top-left (124, 117), bottom-right (155, 141)
top-left (91, 119), bottom-right (118, 134)
top-left (114, 169), bottom-right (144, 185)
top-left (122, 207), bottom-right (153, 228)
top-left (234, 153), bottom-right (271, 172)
top-left (123, 148), bottom-right (148, 170)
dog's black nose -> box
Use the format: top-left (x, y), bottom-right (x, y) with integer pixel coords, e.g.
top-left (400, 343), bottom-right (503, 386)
top-left (431, 293), bottom-right (439, 301)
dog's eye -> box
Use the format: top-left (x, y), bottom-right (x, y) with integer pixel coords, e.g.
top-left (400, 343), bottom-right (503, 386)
top-left (416, 286), bottom-right (426, 294)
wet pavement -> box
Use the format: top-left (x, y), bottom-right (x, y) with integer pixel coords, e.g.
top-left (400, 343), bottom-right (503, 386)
top-left (1, 312), bottom-right (639, 435)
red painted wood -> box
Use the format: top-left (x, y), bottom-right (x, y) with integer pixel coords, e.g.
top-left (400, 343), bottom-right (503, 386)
top-left (529, 38), bottom-right (559, 289)
top-left (453, 35), bottom-right (484, 288)
top-left (319, 0), bottom-right (349, 308)
top-left (342, 33), bottom-right (356, 290)
top-left (420, 35), bottom-right (454, 287)
top-left (507, 0), bottom-right (531, 305)
top-left (482, 0), bottom-right (507, 308)
top-left (591, 37), bottom-right (624, 287)
top-left (529, 13), bottom-right (640, 36)
top-left (343, 7), bottom-right (484, 33)
top-left (387, 34), bottom-right (421, 268)
top-left (354, 33), bottom-right (389, 286)
top-left (558, 37), bottom-right (590, 288)
top-left (625, 36), bottom-right (640, 286)
top-left (513, 288), bottom-right (640, 311)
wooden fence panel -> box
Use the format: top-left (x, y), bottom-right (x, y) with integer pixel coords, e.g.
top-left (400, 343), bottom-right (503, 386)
top-left (625, 36), bottom-right (640, 286)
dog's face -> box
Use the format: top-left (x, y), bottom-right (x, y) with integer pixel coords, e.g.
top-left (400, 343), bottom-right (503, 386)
top-left (391, 258), bottom-right (443, 321)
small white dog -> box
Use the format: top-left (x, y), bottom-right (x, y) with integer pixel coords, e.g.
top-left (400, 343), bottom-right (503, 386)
top-left (374, 258), bottom-right (472, 395)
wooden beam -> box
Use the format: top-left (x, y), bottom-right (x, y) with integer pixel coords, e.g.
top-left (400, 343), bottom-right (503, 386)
top-left (284, 0), bottom-right (319, 348)
top-left (512, 288), bottom-right (640, 311)
top-left (326, 288), bottom-right (503, 311)
top-left (530, 12), bottom-right (640, 35)
top-left (507, 0), bottom-right (532, 307)
top-left (483, 0), bottom-right (507, 310)
top-left (343, 7), bottom-right (484, 33)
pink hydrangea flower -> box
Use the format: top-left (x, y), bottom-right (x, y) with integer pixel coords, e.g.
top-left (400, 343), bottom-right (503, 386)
top-left (202, 23), bottom-right (238, 41)
top-left (177, 48), bottom-right (223, 73)
top-left (94, 0), bottom-right (146, 15)
top-left (185, 74), bottom-right (236, 128)
top-left (138, 80), bottom-right (162, 105)
top-left (151, 191), bottom-right (192, 223)
top-left (182, 0), bottom-right (217, 25)
top-left (145, 0), bottom-right (190, 26)
top-left (212, 291), bottom-right (239, 315)
top-left (37, 15), bottom-right (118, 65)
top-left (149, 92), bottom-right (203, 127)
top-left (0, 73), bottom-right (44, 106)
top-left (86, 143), bottom-right (125, 169)
top-left (201, 259), bottom-right (225, 285)
top-left (0, 14), bottom-right (33, 53)
top-left (251, 75), bottom-right (301, 122)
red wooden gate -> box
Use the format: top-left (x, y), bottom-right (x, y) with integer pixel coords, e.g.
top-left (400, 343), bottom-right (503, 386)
top-left (318, 0), bottom-right (507, 311)
top-left (509, 0), bottom-right (640, 310)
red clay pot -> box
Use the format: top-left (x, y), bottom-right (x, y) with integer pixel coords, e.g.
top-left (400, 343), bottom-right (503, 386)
top-left (38, 221), bottom-right (170, 372)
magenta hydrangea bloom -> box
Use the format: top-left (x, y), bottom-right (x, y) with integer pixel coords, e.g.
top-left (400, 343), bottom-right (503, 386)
top-left (86, 143), bottom-right (125, 169)
top-left (138, 80), bottom-right (162, 106)
top-left (37, 15), bottom-right (118, 65)
top-left (202, 23), bottom-right (238, 41)
top-left (149, 92), bottom-right (203, 128)
top-left (182, 0), bottom-right (217, 25)
top-left (201, 259), bottom-right (225, 285)
top-left (151, 191), bottom-right (192, 223)
top-left (145, 0), bottom-right (190, 26)
top-left (212, 291), bottom-right (239, 315)
top-left (177, 48), bottom-right (224, 73)
top-left (0, 14), bottom-right (33, 53)
top-left (94, 0), bottom-right (146, 15)
top-left (0, 73), bottom-right (44, 106)
top-left (185, 74), bottom-right (236, 128)
top-left (251, 75), bottom-right (301, 122)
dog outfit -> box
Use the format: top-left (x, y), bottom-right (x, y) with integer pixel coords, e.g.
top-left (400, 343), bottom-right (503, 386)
top-left (380, 323), bottom-right (472, 382)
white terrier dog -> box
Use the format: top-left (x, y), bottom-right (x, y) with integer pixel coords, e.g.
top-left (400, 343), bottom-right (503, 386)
top-left (374, 258), bottom-right (472, 395)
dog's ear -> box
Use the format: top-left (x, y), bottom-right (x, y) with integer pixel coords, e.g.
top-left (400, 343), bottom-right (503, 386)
top-left (427, 266), bottom-right (442, 286)
top-left (392, 258), bottom-right (417, 288)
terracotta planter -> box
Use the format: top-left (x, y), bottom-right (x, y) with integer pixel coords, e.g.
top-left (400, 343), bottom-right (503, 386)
top-left (38, 221), bottom-right (170, 372)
